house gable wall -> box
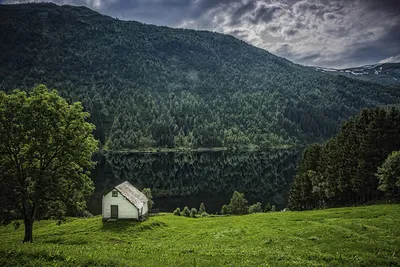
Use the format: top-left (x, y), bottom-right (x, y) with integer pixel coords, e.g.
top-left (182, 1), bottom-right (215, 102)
top-left (102, 189), bottom-right (139, 219)
top-left (142, 201), bottom-right (148, 215)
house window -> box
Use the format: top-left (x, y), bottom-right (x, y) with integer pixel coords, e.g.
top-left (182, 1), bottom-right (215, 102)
top-left (112, 191), bottom-right (118, 197)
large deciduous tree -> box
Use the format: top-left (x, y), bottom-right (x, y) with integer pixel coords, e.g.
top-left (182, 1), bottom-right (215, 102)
top-left (0, 85), bottom-right (98, 242)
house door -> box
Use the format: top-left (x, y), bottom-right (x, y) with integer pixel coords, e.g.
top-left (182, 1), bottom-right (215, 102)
top-left (111, 205), bottom-right (118, 219)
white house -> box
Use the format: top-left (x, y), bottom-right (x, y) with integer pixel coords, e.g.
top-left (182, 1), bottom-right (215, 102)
top-left (102, 181), bottom-right (149, 220)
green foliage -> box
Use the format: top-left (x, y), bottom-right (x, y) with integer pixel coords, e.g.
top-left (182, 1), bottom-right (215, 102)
top-left (199, 203), bottom-right (206, 214)
top-left (248, 202), bottom-right (263, 213)
top-left (142, 188), bottom-right (153, 212)
top-left (200, 212), bottom-right (209, 217)
top-left (173, 208), bottom-right (181, 216)
top-left (228, 191), bottom-right (248, 215)
top-left (190, 208), bottom-right (197, 218)
top-left (1, 4), bottom-right (400, 151)
top-left (0, 85), bottom-right (98, 242)
top-left (289, 107), bottom-right (400, 210)
top-left (80, 211), bottom-right (93, 218)
top-left (376, 151), bottom-right (400, 198)
top-left (182, 207), bottom-right (190, 217)
top-left (264, 203), bottom-right (272, 212)
top-left (271, 205), bottom-right (276, 212)
top-left (0, 205), bottom-right (399, 266)
top-left (220, 192), bottom-right (251, 215)
top-left (221, 205), bottom-right (230, 215)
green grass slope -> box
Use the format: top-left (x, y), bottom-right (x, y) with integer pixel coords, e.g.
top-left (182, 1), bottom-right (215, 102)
top-left (1, 205), bottom-right (399, 266)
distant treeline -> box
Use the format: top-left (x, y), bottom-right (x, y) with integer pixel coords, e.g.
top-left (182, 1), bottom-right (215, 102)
top-left (288, 107), bottom-right (400, 210)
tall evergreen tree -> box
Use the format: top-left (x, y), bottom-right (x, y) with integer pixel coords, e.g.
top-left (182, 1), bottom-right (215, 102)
top-left (289, 107), bottom-right (400, 210)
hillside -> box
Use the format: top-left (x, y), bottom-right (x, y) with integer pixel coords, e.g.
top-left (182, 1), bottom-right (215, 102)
top-left (315, 63), bottom-right (400, 87)
top-left (1, 3), bottom-right (400, 150)
top-left (1, 205), bottom-right (399, 266)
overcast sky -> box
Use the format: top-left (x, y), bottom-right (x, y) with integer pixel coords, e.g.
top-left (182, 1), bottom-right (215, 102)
top-left (4, 0), bottom-right (400, 68)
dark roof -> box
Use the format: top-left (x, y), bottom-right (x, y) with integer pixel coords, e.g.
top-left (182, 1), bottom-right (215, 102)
top-left (114, 181), bottom-right (148, 209)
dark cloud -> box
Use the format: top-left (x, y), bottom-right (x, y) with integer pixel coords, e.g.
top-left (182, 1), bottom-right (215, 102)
top-left (229, 29), bottom-right (250, 39)
top-left (4, 0), bottom-right (400, 68)
top-left (323, 13), bottom-right (336, 20)
top-left (229, 1), bottom-right (256, 26)
top-left (363, 0), bottom-right (400, 12)
top-left (298, 53), bottom-right (321, 62)
top-left (233, 1), bottom-right (256, 18)
top-left (282, 27), bottom-right (298, 37)
top-left (248, 4), bottom-right (282, 24)
top-left (276, 43), bottom-right (291, 54)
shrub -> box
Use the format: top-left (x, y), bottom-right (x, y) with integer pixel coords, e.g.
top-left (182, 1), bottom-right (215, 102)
top-left (199, 202), bottom-right (206, 214)
top-left (173, 208), bottom-right (181, 216)
top-left (264, 203), bottom-right (272, 212)
top-left (201, 212), bottom-right (209, 217)
top-left (190, 208), bottom-right (197, 218)
top-left (376, 151), bottom-right (400, 198)
top-left (142, 188), bottom-right (154, 212)
top-left (271, 205), bottom-right (276, 212)
top-left (182, 206), bottom-right (190, 217)
top-left (228, 191), bottom-right (248, 215)
top-left (221, 204), bottom-right (230, 215)
top-left (79, 210), bottom-right (93, 218)
top-left (248, 202), bottom-right (263, 213)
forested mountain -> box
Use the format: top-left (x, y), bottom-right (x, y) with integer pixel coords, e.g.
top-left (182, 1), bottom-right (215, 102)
top-left (1, 3), bottom-right (400, 150)
top-left (315, 63), bottom-right (400, 87)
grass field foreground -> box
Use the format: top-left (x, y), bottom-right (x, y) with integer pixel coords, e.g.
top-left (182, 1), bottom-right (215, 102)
top-left (1, 205), bottom-right (399, 266)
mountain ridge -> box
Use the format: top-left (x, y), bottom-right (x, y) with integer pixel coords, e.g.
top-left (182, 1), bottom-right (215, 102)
top-left (314, 62), bottom-right (400, 87)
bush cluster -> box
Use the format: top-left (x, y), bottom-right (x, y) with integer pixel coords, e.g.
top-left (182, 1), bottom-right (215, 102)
top-left (173, 195), bottom-right (282, 217)
top-left (173, 203), bottom-right (207, 218)
top-left (220, 192), bottom-right (279, 215)
top-left (173, 208), bottom-right (181, 216)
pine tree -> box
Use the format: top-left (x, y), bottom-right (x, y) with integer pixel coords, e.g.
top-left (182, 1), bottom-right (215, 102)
top-left (228, 191), bottom-right (248, 215)
top-left (221, 204), bottom-right (230, 215)
top-left (190, 208), bottom-right (197, 218)
top-left (182, 206), bottom-right (190, 217)
top-left (264, 203), bottom-right (272, 212)
top-left (199, 203), bottom-right (206, 214)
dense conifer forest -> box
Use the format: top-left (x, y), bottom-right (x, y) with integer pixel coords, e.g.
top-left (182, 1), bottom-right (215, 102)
top-left (1, 3), bottom-right (400, 150)
top-left (289, 107), bottom-right (400, 210)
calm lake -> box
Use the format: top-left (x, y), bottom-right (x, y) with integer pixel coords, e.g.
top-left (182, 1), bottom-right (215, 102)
top-left (88, 148), bottom-right (301, 214)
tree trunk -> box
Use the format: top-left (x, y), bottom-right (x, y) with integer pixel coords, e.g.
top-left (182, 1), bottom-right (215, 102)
top-left (23, 220), bottom-right (33, 243)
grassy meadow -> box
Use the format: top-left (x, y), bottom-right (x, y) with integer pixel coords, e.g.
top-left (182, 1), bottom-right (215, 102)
top-left (1, 204), bottom-right (399, 266)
